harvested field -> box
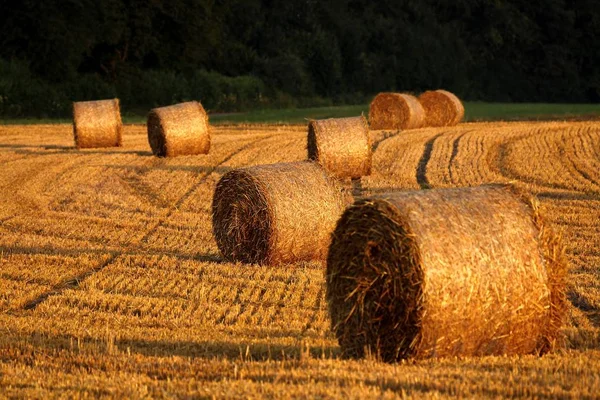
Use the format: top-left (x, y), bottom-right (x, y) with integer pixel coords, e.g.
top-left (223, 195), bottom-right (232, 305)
top-left (0, 121), bottom-right (599, 397)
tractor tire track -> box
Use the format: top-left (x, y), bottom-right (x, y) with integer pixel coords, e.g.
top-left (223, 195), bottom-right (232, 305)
top-left (22, 136), bottom-right (272, 311)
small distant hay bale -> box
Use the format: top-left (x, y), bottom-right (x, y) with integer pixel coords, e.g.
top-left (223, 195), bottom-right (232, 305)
top-left (72, 99), bottom-right (122, 149)
top-left (326, 185), bottom-right (567, 362)
top-left (147, 101), bottom-right (210, 157)
top-left (369, 93), bottom-right (425, 130)
top-left (212, 161), bottom-right (346, 265)
top-left (418, 90), bottom-right (465, 127)
top-left (307, 116), bottom-right (372, 179)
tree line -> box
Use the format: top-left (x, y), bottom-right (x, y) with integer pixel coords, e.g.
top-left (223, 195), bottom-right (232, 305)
top-left (1, 0), bottom-right (598, 117)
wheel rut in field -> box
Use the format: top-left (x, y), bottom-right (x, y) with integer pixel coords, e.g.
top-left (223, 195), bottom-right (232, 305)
top-left (23, 254), bottom-right (119, 310)
top-left (21, 136), bottom-right (272, 311)
top-left (416, 133), bottom-right (443, 189)
top-left (448, 131), bottom-right (471, 184)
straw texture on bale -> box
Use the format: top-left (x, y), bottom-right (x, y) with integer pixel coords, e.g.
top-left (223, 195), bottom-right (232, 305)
top-left (326, 185), bottom-right (567, 362)
top-left (212, 161), bottom-right (346, 265)
top-left (72, 99), bottom-right (123, 149)
top-left (147, 101), bottom-right (210, 157)
top-left (418, 89), bottom-right (465, 127)
top-left (307, 116), bottom-right (372, 179)
top-left (369, 93), bottom-right (425, 130)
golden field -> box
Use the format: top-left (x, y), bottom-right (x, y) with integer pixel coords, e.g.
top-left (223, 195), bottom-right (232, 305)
top-left (0, 121), bottom-right (599, 398)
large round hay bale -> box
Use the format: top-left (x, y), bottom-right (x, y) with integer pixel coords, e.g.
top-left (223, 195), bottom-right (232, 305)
top-left (326, 185), bottom-right (567, 362)
top-left (307, 116), bottom-right (372, 180)
top-left (418, 89), bottom-right (465, 127)
top-left (212, 161), bottom-right (346, 265)
top-left (369, 93), bottom-right (425, 130)
top-left (147, 101), bottom-right (210, 157)
top-left (72, 99), bottom-right (123, 149)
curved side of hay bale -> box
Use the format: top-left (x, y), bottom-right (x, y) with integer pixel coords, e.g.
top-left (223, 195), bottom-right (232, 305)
top-left (72, 99), bottom-right (123, 149)
top-left (212, 161), bottom-right (346, 265)
top-left (369, 93), bottom-right (425, 130)
top-left (147, 101), bottom-right (210, 157)
top-left (326, 185), bottom-right (567, 362)
top-left (418, 90), bottom-right (465, 127)
top-left (307, 116), bottom-right (372, 179)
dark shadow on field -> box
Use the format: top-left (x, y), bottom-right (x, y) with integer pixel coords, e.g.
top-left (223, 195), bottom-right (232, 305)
top-left (0, 245), bottom-right (225, 310)
top-left (8, 331), bottom-right (340, 361)
top-left (567, 290), bottom-right (600, 328)
top-left (536, 191), bottom-right (600, 202)
top-left (115, 338), bottom-right (340, 361)
top-left (0, 143), bottom-right (152, 156)
top-left (370, 129), bottom-right (400, 153)
top-left (0, 246), bottom-right (224, 265)
top-left (416, 133), bottom-right (444, 190)
top-left (106, 164), bottom-right (233, 175)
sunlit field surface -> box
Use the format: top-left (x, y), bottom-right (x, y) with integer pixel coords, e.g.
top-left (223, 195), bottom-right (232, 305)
top-left (0, 121), bottom-right (599, 398)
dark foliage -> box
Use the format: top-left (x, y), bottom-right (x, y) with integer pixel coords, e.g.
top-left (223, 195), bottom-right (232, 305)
top-left (0, 0), bottom-right (598, 117)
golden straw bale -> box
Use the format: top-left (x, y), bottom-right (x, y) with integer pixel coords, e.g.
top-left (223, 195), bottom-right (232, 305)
top-left (307, 116), bottom-right (372, 179)
top-left (326, 184), bottom-right (567, 362)
top-left (369, 93), bottom-right (425, 130)
top-left (72, 99), bottom-right (123, 149)
top-left (212, 161), bottom-right (345, 265)
top-left (147, 101), bottom-right (210, 157)
top-left (418, 89), bottom-right (465, 127)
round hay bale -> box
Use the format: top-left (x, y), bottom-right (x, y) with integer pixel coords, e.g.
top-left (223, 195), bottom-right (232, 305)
top-left (326, 185), bottom-right (567, 362)
top-left (212, 161), bottom-right (346, 265)
top-left (307, 116), bottom-right (372, 180)
top-left (369, 93), bottom-right (425, 130)
top-left (72, 99), bottom-right (123, 149)
top-left (418, 89), bottom-right (465, 127)
top-left (147, 101), bottom-right (210, 157)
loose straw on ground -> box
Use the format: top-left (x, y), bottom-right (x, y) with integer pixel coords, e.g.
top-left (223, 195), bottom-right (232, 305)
top-left (307, 116), bottom-right (372, 180)
top-left (369, 93), bottom-right (425, 130)
top-left (147, 101), bottom-right (210, 157)
top-left (212, 161), bottom-right (345, 265)
top-left (72, 99), bottom-right (123, 149)
top-left (418, 90), bottom-right (464, 127)
top-left (326, 184), bottom-right (567, 362)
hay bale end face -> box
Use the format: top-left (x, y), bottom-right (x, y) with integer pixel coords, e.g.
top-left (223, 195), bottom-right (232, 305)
top-left (72, 99), bottom-right (123, 149)
top-left (307, 116), bottom-right (372, 180)
top-left (369, 93), bottom-right (425, 130)
top-left (147, 101), bottom-right (210, 157)
top-left (212, 161), bottom-right (346, 265)
top-left (326, 185), bottom-right (567, 362)
top-left (418, 90), bottom-right (465, 127)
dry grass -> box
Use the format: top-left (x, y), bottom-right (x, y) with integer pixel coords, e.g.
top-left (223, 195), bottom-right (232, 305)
top-left (0, 120), bottom-right (599, 397)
